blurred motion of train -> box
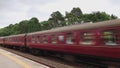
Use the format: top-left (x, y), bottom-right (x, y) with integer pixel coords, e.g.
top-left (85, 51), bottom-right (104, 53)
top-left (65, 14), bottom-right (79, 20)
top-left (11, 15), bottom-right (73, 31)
top-left (0, 19), bottom-right (120, 61)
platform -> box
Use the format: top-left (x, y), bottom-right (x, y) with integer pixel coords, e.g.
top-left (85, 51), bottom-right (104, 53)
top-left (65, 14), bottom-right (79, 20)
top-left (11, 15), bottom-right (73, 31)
top-left (0, 48), bottom-right (49, 68)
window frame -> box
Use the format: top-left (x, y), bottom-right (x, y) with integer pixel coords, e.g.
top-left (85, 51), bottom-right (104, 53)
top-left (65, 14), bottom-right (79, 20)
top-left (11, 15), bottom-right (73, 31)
top-left (42, 35), bottom-right (48, 44)
top-left (80, 31), bottom-right (95, 45)
top-left (101, 29), bottom-right (118, 46)
top-left (51, 34), bottom-right (57, 44)
top-left (65, 32), bottom-right (75, 44)
top-left (31, 35), bottom-right (35, 43)
top-left (36, 35), bottom-right (40, 43)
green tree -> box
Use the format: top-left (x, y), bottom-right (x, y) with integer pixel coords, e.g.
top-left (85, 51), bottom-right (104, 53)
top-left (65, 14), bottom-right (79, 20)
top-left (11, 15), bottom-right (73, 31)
top-left (18, 20), bottom-right (29, 33)
top-left (65, 7), bottom-right (83, 25)
top-left (110, 14), bottom-right (118, 19)
top-left (40, 21), bottom-right (50, 30)
top-left (49, 11), bottom-right (65, 27)
top-left (28, 17), bottom-right (41, 32)
top-left (82, 12), bottom-right (117, 22)
top-left (71, 7), bottom-right (83, 17)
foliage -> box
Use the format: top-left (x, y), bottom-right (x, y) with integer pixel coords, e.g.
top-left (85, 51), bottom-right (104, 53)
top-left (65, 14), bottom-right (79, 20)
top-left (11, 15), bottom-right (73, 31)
top-left (82, 12), bottom-right (111, 22)
top-left (65, 7), bottom-right (83, 25)
top-left (0, 7), bottom-right (118, 36)
top-left (48, 11), bottom-right (65, 27)
top-left (0, 17), bottom-right (41, 36)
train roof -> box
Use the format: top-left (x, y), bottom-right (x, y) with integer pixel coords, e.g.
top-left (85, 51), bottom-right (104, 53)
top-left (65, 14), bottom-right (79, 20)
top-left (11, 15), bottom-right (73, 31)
top-left (4, 34), bottom-right (26, 38)
top-left (0, 37), bottom-right (5, 39)
top-left (28, 19), bottom-right (120, 35)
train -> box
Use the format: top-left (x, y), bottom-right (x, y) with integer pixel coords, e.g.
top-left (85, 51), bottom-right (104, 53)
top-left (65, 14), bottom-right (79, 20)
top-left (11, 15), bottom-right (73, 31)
top-left (0, 19), bottom-right (120, 61)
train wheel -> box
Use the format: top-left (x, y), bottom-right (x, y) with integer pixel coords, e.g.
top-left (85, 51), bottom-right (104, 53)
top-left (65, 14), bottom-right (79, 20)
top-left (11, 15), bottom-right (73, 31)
top-left (39, 50), bottom-right (49, 56)
top-left (19, 47), bottom-right (26, 52)
top-left (13, 46), bottom-right (18, 50)
top-left (30, 48), bottom-right (40, 56)
top-left (63, 55), bottom-right (76, 62)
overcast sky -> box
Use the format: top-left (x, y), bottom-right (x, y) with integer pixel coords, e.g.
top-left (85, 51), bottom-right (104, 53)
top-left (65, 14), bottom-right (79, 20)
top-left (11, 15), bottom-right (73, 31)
top-left (0, 0), bottom-right (120, 28)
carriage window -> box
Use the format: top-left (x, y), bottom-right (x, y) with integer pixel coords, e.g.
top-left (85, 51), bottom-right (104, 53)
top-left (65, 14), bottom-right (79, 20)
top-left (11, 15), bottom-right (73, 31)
top-left (51, 35), bottom-right (57, 44)
top-left (15, 38), bottom-right (17, 42)
top-left (11, 38), bottom-right (12, 42)
top-left (32, 36), bottom-right (35, 43)
top-left (58, 35), bottom-right (64, 42)
top-left (66, 33), bottom-right (75, 44)
top-left (36, 36), bottom-right (40, 43)
top-left (102, 30), bottom-right (117, 45)
top-left (43, 35), bottom-right (48, 44)
top-left (9, 38), bottom-right (11, 42)
top-left (81, 32), bottom-right (94, 45)
top-left (13, 38), bottom-right (15, 42)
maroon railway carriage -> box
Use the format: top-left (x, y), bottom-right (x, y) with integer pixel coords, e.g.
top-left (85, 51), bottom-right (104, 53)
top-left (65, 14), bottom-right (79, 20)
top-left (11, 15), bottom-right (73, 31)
top-left (4, 34), bottom-right (26, 48)
top-left (26, 19), bottom-right (120, 59)
top-left (0, 37), bottom-right (4, 45)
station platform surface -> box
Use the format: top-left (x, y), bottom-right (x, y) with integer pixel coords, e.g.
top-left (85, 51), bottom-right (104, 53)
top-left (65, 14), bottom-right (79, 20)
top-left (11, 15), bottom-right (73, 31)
top-left (0, 48), bottom-right (49, 68)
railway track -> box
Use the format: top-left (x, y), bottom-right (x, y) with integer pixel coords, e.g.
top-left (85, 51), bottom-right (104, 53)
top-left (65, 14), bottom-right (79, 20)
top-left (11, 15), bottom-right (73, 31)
top-left (0, 45), bottom-right (120, 68)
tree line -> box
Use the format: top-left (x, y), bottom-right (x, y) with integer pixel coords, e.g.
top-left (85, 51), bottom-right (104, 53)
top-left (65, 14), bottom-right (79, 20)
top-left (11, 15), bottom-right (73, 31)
top-left (0, 7), bottom-right (118, 36)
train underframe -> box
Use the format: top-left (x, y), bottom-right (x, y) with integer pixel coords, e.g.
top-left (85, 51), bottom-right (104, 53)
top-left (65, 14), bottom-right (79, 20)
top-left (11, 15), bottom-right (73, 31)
top-left (1, 44), bottom-right (120, 67)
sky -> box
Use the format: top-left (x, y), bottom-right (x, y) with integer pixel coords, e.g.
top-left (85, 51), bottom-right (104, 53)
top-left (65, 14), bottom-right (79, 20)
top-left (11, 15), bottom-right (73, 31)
top-left (0, 0), bottom-right (120, 28)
